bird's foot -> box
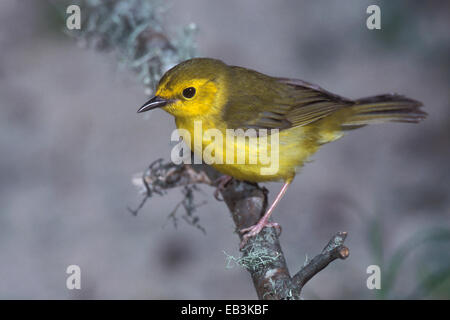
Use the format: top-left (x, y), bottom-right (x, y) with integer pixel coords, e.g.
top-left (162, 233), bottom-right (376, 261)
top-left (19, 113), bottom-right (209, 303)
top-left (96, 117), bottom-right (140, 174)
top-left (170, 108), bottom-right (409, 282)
top-left (239, 220), bottom-right (282, 249)
top-left (213, 175), bottom-right (233, 201)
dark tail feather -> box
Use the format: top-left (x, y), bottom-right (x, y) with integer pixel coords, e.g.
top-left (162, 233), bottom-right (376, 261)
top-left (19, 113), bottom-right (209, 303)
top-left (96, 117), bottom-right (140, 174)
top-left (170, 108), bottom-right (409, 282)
top-left (342, 94), bottom-right (427, 128)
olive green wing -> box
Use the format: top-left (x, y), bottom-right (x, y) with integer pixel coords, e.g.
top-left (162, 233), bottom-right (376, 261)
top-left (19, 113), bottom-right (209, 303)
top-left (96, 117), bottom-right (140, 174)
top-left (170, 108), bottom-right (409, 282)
top-left (221, 69), bottom-right (353, 130)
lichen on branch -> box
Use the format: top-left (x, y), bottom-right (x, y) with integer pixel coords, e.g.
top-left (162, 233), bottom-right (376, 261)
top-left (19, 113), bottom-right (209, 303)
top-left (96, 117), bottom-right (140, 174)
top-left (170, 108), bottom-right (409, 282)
top-left (71, 0), bottom-right (197, 93)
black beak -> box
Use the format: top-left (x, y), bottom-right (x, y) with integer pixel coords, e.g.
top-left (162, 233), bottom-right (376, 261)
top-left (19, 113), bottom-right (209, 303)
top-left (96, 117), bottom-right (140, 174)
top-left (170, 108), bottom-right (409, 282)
top-left (137, 96), bottom-right (169, 113)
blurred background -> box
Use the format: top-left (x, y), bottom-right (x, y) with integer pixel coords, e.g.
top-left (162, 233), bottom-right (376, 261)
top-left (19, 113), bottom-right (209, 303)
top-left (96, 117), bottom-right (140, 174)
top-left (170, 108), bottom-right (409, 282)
top-left (0, 0), bottom-right (449, 299)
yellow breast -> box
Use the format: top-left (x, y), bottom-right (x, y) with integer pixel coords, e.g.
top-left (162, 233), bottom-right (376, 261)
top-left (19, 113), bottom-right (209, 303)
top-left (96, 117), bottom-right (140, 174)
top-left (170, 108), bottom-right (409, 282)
top-left (174, 116), bottom-right (324, 182)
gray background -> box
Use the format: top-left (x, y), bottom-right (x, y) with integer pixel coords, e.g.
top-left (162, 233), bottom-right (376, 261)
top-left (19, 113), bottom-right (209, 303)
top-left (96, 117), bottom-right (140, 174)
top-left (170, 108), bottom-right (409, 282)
top-left (0, 0), bottom-right (449, 299)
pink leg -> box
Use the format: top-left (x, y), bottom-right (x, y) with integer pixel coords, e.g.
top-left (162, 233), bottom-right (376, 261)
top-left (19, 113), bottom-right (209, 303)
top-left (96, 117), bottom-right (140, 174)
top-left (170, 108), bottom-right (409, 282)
top-left (239, 179), bottom-right (292, 249)
top-left (213, 175), bottom-right (233, 201)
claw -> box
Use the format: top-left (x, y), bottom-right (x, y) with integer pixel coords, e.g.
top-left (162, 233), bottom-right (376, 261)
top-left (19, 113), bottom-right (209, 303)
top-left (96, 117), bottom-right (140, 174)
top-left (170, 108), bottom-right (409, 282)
top-left (239, 221), bottom-right (282, 249)
top-left (237, 179), bottom-right (292, 249)
top-left (213, 175), bottom-right (233, 201)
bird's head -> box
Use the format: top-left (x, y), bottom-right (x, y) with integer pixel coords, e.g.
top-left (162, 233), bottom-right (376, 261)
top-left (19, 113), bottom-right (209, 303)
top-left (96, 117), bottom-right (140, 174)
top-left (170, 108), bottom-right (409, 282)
top-left (137, 58), bottom-right (228, 118)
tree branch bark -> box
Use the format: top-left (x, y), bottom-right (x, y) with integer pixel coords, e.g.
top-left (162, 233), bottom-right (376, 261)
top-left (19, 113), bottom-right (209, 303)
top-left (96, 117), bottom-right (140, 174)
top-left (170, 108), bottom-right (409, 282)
top-left (132, 161), bottom-right (349, 299)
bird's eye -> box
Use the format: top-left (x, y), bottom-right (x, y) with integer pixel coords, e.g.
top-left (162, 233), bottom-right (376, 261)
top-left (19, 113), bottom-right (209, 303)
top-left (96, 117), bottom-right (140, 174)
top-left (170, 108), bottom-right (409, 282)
top-left (182, 87), bottom-right (196, 99)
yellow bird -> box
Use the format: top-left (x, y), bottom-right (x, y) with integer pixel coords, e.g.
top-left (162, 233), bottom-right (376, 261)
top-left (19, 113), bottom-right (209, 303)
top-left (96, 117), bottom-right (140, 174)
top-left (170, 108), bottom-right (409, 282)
top-left (138, 58), bottom-right (426, 248)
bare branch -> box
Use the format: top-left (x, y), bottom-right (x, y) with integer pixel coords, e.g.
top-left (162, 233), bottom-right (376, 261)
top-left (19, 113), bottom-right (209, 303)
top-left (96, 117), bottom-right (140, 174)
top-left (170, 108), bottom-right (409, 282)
top-left (293, 232), bottom-right (349, 288)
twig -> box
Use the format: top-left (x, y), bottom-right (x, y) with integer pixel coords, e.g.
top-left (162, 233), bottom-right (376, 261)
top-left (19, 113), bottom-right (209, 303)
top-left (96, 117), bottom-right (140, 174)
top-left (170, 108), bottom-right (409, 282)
top-left (292, 232), bottom-right (349, 288)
